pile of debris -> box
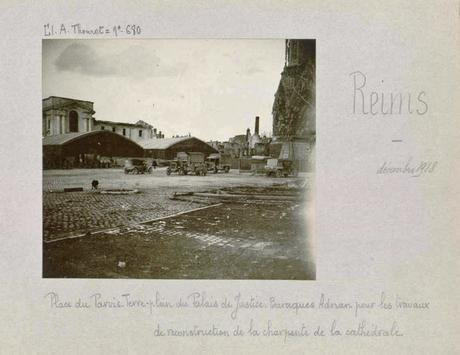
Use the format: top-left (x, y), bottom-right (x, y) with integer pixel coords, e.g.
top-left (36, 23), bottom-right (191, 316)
top-left (170, 183), bottom-right (307, 205)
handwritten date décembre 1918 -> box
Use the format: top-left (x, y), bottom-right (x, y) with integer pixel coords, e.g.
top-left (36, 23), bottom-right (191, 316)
top-left (44, 23), bottom-right (141, 37)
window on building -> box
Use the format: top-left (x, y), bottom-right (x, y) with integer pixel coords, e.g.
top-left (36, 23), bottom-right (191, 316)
top-left (69, 111), bottom-right (79, 132)
top-left (139, 130), bottom-right (143, 137)
top-left (112, 127), bottom-right (116, 132)
top-left (101, 126), bottom-right (105, 130)
top-left (122, 128), bottom-right (126, 136)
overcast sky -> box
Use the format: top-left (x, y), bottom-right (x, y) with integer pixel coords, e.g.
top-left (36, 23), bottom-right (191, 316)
top-left (43, 39), bottom-right (285, 141)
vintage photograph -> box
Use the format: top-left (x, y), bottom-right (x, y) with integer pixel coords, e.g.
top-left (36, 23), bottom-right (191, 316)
top-left (42, 39), bottom-right (316, 280)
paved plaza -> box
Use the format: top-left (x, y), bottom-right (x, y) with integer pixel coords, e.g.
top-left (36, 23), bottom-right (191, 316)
top-left (43, 168), bottom-right (307, 240)
top-left (43, 168), bottom-right (315, 279)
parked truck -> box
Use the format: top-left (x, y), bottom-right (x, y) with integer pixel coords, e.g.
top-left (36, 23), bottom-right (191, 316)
top-left (206, 153), bottom-right (231, 173)
top-left (166, 152), bottom-right (208, 176)
top-left (264, 158), bottom-right (298, 177)
top-left (124, 158), bottom-right (153, 174)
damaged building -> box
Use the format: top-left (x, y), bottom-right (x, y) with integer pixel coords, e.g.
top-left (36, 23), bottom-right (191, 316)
top-left (271, 39), bottom-right (316, 172)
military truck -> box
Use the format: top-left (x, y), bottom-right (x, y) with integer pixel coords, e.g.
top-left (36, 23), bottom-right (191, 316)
top-left (206, 153), bottom-right (231, 173)
top-left (124, 158), bottom-right (153, 174)
top-left (166, 152), bottom-right (208, 176)
top-left (264, 158), bottom-right (298, 177)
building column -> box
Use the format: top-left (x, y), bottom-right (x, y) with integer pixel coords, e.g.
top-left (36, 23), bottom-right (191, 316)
top-left (50, 115), bottom-right (55, 135)
top-left (65, 111), bottom-right (69, 133)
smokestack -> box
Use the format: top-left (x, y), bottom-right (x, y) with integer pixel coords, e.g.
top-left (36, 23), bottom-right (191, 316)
top-left (246, 128), bottom-right (250, 142)
top-left (153, 128), bottom-right (157, 136)
top-left (159, 131), bottom-right (162, 138)
top-left (255, 116), bottom-right (260, 135)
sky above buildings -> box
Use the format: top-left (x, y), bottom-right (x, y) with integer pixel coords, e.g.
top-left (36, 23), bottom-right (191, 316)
top-left (43, 39), bottom-right (285, 141)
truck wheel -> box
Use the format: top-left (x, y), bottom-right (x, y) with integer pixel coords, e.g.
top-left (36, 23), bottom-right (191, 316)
top-left (214, 167), bottom-right (218, 174)
top-left (166, 168), bottom-right (171, 175)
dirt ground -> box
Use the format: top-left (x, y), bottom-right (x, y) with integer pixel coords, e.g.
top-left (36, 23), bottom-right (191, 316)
top-left (43, 168), bottom-right (315, 280)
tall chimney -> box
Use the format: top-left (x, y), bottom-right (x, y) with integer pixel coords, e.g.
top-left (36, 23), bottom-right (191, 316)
top-left (246, 128), bottom-right (251, 142)
top-left (255, 116), bottom-right (260, 135)
top-left (153, 128), bottom-right (157, 136)
top-left (158, 131), bottom-right (162, 138)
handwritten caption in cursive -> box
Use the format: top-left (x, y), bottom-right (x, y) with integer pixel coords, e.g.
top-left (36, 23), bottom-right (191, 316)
top-left (377, 158), bottom-right (438, 177)
top-left (44, 291), bottom-right (430, 341)
top-left (43, 23), bottom-right (141, 37)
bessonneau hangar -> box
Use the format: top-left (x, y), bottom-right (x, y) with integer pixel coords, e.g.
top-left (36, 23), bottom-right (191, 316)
top-left (42, 96), bottom-right (217, 169)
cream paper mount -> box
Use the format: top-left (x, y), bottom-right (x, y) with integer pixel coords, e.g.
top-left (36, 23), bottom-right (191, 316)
top-left (0, 1), bottom-right (459, 354)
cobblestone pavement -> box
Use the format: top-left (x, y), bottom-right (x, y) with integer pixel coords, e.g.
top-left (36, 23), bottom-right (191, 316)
top-left (43, 168), bottom-right (314, 279)
top-left (43, 190), bottom-right (204, 241)
top-left (43, 200), bottom-right (315, 280)
top-left (43, 168), bottom-right (311, 241)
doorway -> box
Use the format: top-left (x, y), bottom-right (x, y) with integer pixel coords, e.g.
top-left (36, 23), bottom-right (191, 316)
top-left (69, 111), bottom-right (78, 132)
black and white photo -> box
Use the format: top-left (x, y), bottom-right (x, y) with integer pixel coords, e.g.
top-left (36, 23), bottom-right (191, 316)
top-left (42, 39), bottom-right (316, 280)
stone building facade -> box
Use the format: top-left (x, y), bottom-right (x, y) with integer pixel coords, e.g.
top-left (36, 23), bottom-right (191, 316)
top-left (92, 119), bottom-right (163, 142)
top-left (271, 39), bottom-right (316, 171)
top-left (43, 97), bottom-right (95, 136)
top-left (272, 39), bottom-right (315, 140)
top-left (43, 96), bottom-right (163, 142)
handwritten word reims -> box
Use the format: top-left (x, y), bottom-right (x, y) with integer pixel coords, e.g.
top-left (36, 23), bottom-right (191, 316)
top-left (350, 71), bottom-right (428, 116)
